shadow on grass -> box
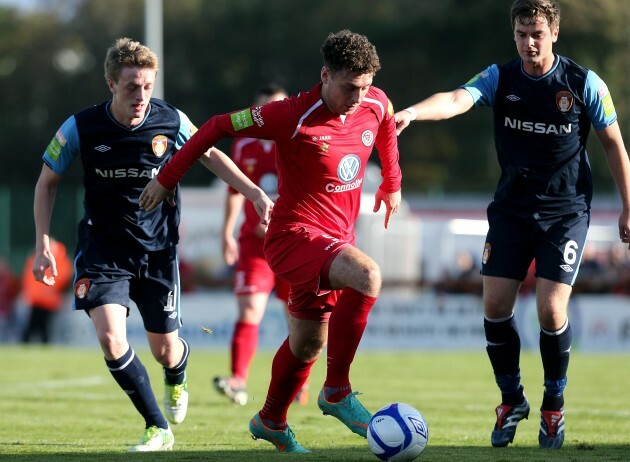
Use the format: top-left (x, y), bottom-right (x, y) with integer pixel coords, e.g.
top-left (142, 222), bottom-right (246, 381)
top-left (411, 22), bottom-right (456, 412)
top-left (2, 444), bottom-right (630, 462)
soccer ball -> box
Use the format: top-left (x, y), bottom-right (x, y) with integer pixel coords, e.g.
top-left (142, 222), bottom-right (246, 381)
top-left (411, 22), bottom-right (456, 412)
top-left (367, 403), bottom-right (429, 461)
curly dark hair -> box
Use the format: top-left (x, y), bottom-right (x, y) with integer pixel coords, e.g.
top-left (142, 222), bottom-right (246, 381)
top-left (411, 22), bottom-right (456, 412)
top-left (320, 29), bottom-right (381, 75)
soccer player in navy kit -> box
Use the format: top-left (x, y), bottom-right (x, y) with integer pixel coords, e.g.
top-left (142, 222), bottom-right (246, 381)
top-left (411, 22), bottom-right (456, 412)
top-left (395, 0), bottom-right (630, 450)
top-left (32, 38), bottom-right (272, 452)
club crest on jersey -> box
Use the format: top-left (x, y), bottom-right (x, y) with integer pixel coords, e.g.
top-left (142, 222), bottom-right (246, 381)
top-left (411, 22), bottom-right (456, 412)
top-left (482, 243), bottom-right (491, 264)
top-left (152, 135), bottom-right (168, 157)
top-left (361, 130), bottom-right (374, 147)
top-left (556, 91), bottom-right (574, 113)
top-left (74, 278), bottom-right (91, 299)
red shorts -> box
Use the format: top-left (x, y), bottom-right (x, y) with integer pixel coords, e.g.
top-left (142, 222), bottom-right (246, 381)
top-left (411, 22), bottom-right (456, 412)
top-left (264, 225), bottom-right (350, 321)
top-left (234, 236), bottom-right (289, 303)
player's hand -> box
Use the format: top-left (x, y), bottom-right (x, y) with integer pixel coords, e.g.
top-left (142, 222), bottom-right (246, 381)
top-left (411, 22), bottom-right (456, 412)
top-left (139, 178), bottom-right (172, 211)
top-left (222, 235), bottom-right (239, 266)
top-left (373, 188), bottom-right (401, 229)
top-left (32, 247), bottom-right (58, 286)
top-left (619, 209), bottom-right (630, 248)
top-left (252, 190), bottom-right (274, 228)
top-left (394, 110), bottom-right (413, 136)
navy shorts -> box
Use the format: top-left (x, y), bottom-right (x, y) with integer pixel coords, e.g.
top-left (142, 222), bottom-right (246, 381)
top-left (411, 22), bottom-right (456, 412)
top-left (481, 206), bottom-right (590, 286)
top-left (73, 243), bottom-right (182, 334)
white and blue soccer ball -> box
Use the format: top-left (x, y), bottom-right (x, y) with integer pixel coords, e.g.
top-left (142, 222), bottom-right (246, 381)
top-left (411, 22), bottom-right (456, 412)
top-left (367, 403), bottom-right (429, 461)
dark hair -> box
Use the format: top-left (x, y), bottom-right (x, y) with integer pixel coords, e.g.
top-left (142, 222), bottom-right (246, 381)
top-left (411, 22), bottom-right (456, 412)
top-left (320, 29), bottom-right (381, 75)
top-left (256, 82), bottom-right (287, 99)
top-left (510, 0), bottom-right (561, 30)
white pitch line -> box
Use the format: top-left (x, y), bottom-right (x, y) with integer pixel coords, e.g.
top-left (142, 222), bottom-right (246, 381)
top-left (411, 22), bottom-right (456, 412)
top-left (10, 376), bottom-right (106, 390)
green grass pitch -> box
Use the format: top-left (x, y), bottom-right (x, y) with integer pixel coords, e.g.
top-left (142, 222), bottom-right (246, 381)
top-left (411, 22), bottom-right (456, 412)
top-left (2, 346), bottom-right (630, 461)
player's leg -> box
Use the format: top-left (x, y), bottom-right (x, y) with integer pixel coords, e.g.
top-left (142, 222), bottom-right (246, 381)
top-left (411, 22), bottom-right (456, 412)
top-left (214, 291), bottom-right (268, 405)
top-left (250, 316), bottom-right (325, 453)
top-left (535, 278), bottom-right (571, 449)
top-left (317, 245), bottom-right (380, 437)
top-left (481, 207), bottom-right (534, 447)
top-left (275, 277), bottom-right (310, 405)
top-left (214, 248), bottom-right (274, 404)
top-left (483, 275), bottom-right (530, 447)
top-left (147, 331), bottom-right (189, 425)
top-left (137, 248), bottom-right (189, 426)
top-left (89, 303), bottom-right (173, 452)
top-left (534, 211), bottom-right (587, 449)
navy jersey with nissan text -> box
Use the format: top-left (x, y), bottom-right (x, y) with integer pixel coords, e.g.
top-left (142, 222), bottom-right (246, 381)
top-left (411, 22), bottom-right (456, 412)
top-left (462, 55), bottom-right (617, 217)
top-left (43, 98), bottom-right (197, 251)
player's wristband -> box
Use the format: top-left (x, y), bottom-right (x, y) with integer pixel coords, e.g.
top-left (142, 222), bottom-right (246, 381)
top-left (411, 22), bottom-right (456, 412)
top-left (404, 107), bottom-right (417, 121)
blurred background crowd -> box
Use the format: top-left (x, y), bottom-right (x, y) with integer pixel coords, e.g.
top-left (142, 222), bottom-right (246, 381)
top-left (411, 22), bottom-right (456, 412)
top-left (1, 0), bottom-right (630, 343)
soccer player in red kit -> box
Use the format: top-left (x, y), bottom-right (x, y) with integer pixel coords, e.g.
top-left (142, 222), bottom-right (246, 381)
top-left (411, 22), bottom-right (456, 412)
top-left (141, 30), bottom-right (402, 453)
top-left (213, 83), bottom-right (308, 406)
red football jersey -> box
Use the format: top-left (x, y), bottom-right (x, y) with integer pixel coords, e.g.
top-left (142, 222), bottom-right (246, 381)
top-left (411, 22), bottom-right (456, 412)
top-left (159, 83), bottom-right (402, 240)
top-left (228, 138), bottom-right (279, 240)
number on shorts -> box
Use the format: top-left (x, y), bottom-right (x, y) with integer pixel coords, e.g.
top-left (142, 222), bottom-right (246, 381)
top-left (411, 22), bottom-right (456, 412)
top-left (563, 240), bottom-right (578, 265)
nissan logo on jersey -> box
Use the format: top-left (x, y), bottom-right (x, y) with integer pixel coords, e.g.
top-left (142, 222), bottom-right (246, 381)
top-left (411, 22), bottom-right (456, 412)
top-left (337, 154), bottom-right (361, 183)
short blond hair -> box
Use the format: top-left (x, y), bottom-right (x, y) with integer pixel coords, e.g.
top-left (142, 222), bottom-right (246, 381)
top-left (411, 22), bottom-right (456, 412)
top-left (103, 37), bottom-right (159, 82)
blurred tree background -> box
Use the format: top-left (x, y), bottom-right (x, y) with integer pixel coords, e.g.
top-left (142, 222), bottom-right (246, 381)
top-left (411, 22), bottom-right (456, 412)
top-left (1, 0), bottom-right (629, 269)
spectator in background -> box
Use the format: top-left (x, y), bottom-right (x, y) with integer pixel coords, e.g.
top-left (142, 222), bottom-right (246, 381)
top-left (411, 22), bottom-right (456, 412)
top-left (0, 258), bottom-right (19, 342)
top-left (21, 238), bottom-right (72, 343)
top-left (213, 83), bottom-right (309, 407)
top-left (435, 249), bottom-right (482, 294)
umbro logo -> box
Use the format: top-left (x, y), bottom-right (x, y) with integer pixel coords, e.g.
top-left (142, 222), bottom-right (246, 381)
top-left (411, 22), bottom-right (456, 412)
top-left (560, 264), bottom-right (573, 272)
top-left (506, 95), bottom-right (521, 102)
top-left (94, 145), bottom-right (111, 152)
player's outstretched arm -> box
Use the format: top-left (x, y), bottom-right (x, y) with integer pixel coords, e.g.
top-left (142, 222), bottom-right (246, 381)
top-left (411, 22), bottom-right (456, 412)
top-left (140, 147), bottom-right (274, 225)
top-left (394, 89), bottom-right (475, 135)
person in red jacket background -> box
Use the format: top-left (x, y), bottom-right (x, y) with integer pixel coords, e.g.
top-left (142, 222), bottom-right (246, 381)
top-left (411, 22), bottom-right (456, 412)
top-left (21, 238), bottom-right (72, 343)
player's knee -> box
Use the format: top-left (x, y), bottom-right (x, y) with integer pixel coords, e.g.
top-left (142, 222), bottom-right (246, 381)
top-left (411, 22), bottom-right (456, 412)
top-left (296, 340), bottom-right (324, 362)
top-left (483, 296), bottom-right (513, 319)
top-left (290, 334), bottom-right (325, 361)
top-left (97, 333), bottom-right (128, 360)
top-left (357, 260), bottom-right (382, 296)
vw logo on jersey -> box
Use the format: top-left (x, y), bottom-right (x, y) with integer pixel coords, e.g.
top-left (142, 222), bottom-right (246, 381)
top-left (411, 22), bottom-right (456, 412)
top-left (259, 172), bottom-right (279, 197)
top-left (361, 130), bottom-right (374, 147)
top-left (152, 135), bottom-right (168, 157)
top-left (337, 154), bottom-right (361, 183)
